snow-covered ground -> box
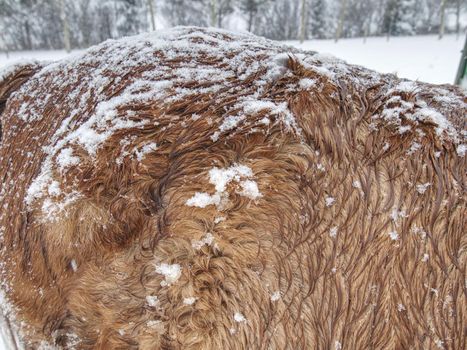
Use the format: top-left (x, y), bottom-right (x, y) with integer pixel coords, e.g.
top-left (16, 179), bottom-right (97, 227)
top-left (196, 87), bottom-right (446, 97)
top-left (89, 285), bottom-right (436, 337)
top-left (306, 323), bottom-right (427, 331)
top-left (285, 34), bottom-right (465, 85)
top-left (0, 33), bottom-right (464, 85)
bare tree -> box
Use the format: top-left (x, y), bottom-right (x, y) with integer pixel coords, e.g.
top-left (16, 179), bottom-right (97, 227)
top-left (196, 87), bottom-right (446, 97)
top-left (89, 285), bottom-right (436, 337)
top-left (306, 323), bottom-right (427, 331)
top-left (215, 0), bottom-right (234, 27)
top-left (59, 0), bottom-right (70, 52)
top-left (299, 0), bottom-right (307, 43)
top-left (211, 0), bottom-right (217, 27)
top-left (1, 0), bottom-right (467, 48)
top-left (363, 14), bottom-right (371, 43)
top-left (18, 0), bottom-right (33, 50)
top-left (335, 0), bottom-right (348, 42)
top-left (162, 0), bottom-right (208, 27)
top-left (240, 0), bottom-right (266, 33)
top-left (147, 0), bottom-right (156, 31)
top-left (0, 32), bottom-right (9, 58)
top-left (309, 0), bottom-right (326, 39)
top-left (439, 0), bottom-right (447, 39)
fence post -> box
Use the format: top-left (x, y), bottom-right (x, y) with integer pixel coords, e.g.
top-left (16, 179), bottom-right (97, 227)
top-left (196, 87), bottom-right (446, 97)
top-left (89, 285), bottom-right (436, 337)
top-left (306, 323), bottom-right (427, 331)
top-left (454, 34), bottom-right (467, 86)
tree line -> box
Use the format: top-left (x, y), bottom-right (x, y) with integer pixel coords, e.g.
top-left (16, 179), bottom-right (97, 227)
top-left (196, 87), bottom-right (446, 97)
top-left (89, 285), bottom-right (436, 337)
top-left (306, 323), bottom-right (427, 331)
top-left (0, 0), bottom-right (465, 52)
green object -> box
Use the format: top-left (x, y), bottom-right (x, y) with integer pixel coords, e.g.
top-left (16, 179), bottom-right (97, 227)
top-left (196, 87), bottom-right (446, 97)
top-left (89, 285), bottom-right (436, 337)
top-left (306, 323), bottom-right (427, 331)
top-left (455, 34), bottom-right (467, 87)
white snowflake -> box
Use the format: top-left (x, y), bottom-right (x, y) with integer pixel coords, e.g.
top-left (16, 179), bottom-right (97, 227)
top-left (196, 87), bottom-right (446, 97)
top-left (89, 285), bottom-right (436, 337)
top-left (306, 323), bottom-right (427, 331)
top-left (329, 226), bottom-right (338, 238)
top-left (234, 312), bottom-right (246, 323)
top-left (146, 295), bottom-right (159, 307)
top-left (155, 263), bottom-right (182, 286)
top-left (183, 297), bottom-right (197, 305)
top-left (270, 291), bottom-right (281, 302)
top-left (325, 196), bottom-right (335, 207)
top-left (388, 231), bottom-right (399, 240)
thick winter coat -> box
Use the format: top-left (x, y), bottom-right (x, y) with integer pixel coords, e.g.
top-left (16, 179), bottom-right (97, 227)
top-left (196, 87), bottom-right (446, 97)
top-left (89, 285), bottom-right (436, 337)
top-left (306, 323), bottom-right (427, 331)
top-left (0, 27), bottom-right (465, 349)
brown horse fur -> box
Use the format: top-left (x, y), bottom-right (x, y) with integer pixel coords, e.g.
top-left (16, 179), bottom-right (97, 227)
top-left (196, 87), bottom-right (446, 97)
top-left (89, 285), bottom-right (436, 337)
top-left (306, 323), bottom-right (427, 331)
top-left (0, 27), bottom-right (465, 349)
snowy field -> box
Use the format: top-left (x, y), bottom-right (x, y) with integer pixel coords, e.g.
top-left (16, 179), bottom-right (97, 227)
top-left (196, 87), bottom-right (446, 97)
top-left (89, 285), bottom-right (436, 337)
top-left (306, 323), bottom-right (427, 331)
top-left (0, 33), bottom-right (465, 85)
top-left (285, 34), bottom-right (465, 85)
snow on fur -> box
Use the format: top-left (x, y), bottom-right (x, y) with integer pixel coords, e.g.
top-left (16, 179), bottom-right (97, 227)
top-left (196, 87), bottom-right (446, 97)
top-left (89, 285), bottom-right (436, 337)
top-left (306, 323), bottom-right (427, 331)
top-left (186, 164), bottom-right (262, 209)
top-left (0, 59), bottom-right (42, 82)
top-left (18, 27), bottom-right (302, 214)
top-left (0, 27), bottom-right (463, 219)
top-left (0, 26), bottom-right (466, 349)
top-left (155, 263), bottom-right (182, 287)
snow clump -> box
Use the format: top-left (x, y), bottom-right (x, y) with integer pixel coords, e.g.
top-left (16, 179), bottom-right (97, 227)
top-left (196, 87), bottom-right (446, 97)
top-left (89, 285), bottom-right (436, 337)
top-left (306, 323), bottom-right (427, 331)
top-left (186, 164), bottom-right (262, 209)
top-left (155, 263), bottom-right (182, 286)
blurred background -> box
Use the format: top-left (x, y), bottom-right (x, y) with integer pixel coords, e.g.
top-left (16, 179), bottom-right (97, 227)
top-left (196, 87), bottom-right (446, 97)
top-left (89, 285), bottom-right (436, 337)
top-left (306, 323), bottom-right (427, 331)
top-left (0, 0), bottom-right (466, 83)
